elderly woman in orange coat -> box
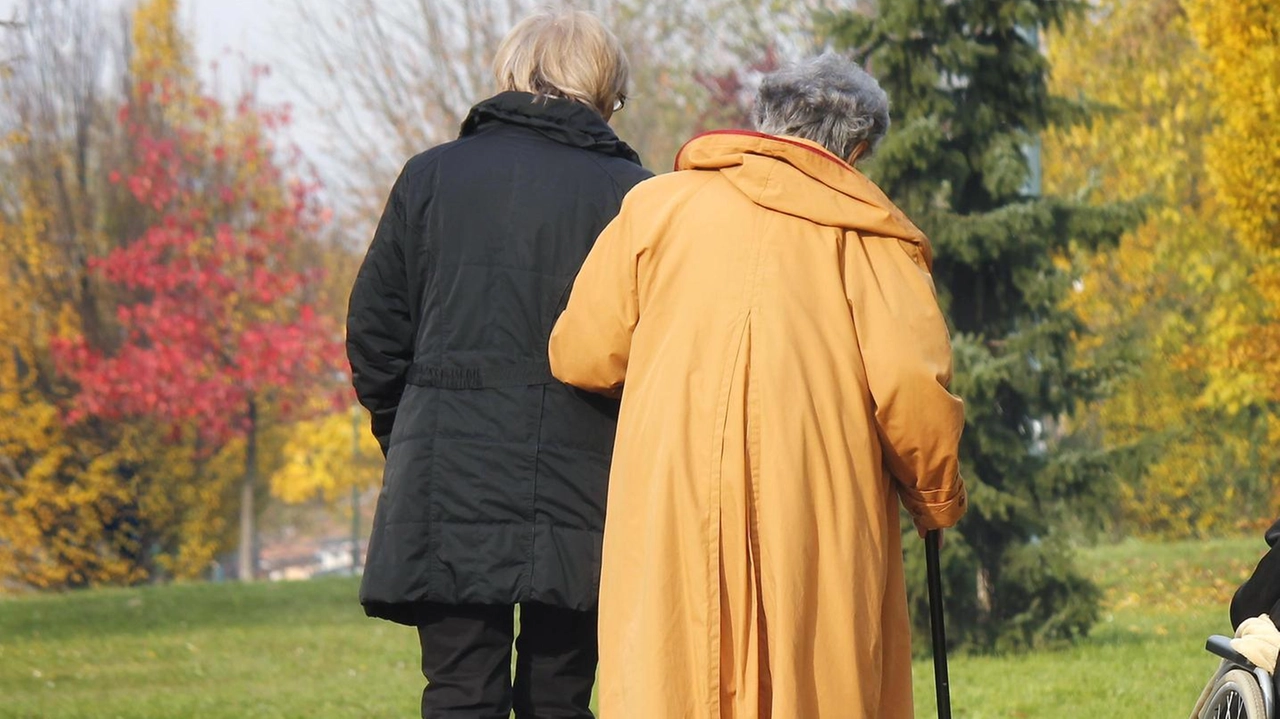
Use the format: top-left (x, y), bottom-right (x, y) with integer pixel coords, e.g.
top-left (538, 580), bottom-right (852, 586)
top-left (549, 52), bottom-right (967, 719)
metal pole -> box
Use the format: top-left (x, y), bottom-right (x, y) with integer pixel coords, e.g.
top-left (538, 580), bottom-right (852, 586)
top-left (351, 405), bottom-right (361, 575)
top-left (926, 529), bottom-right (952, 719)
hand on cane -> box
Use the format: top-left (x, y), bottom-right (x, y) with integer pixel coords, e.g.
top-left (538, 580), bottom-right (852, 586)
top-left (915, 522), bottom-right (945, 549)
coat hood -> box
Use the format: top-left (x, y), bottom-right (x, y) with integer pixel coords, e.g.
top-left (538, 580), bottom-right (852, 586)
top-left (461, 91), bottom-right (643, 166)
top-left (674, 130), bottom-right (932, 267)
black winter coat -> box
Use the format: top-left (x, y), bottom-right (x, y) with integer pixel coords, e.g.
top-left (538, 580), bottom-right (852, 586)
top-left (347, 92), bottom-right (652, 624)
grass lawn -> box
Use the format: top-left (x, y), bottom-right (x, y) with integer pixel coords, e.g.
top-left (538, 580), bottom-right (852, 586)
top-left (910, 537), bottom-right (1262, 718)
top-left (0, 536), bottom-right (1266, 718)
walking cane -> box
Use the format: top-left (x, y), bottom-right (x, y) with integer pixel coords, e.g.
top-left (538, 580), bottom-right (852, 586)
top-left (925, 529), bottom-right (952, 719)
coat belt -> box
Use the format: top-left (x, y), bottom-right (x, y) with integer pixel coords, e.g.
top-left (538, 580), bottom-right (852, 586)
top-left (406, 361), bottom-right (555, 389)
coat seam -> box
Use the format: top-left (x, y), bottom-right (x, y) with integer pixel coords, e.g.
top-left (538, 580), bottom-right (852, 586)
top-left (705, 196), bottom-right (766, 712)
top-left (527, 384), bottom-right (547, 602)
top-left (584, 154), bottom-right (634, 207)
top-left (425, 380), bottom-right (441, 598)
top-left (709, 318), bottom-right (751, 717)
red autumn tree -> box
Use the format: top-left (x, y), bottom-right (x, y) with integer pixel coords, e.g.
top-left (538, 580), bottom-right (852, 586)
top-left (55, 70), bottom-right (346, 581)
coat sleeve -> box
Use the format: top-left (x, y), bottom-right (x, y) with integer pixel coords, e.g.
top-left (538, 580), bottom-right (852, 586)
top-left (1231, 519), bottom-right (1280, 629)
top-left (845, 234), bottom-right (967, 531)
top-left (346, 171), bottom-right (415, 456)
top-left (548, 206), bottom-right (640, 398)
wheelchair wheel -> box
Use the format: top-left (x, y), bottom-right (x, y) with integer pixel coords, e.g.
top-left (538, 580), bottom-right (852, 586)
top-left (1200, 668), bottom-right (1269, 719)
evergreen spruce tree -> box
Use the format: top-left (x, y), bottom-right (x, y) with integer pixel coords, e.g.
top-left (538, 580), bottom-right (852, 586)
top-left (822, 1), bottom-right (1141, 650)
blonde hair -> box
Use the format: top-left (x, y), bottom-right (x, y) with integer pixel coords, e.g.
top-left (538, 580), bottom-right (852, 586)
top-left (492, 9), bottom-right (629, 117)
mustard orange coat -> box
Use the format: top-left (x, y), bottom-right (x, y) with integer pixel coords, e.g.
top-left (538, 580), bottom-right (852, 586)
top-left (550, 131), bottom-right (968, 719)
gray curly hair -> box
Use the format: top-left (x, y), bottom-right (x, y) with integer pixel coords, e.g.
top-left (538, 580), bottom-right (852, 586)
top-left (753, 52), bottom-right (890, 163)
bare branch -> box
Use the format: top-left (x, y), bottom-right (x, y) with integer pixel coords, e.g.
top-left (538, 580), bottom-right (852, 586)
top-left (0, 0), bottom-right (128, 348)
top-left (0, 10), bottom-right (24, 70)
top-left (0, 452), bottom-right (23, 485)
top-left (283, 0), bottom-right (843, 231)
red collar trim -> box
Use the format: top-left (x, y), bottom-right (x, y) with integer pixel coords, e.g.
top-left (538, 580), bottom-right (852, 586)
top-left (672, 129), bottom-right (850, 171)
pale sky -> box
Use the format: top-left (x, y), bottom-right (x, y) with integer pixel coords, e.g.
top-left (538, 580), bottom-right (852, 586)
top-left (1, 0), bottom-right (339, 176)
top-left (180, 0), bottom-right (336, 174)
top-left (0, 0), bottom-right (311, 79)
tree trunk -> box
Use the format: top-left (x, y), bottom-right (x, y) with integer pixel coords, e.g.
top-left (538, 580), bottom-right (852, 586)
top-left (237, 399), bottom-right (258, 581)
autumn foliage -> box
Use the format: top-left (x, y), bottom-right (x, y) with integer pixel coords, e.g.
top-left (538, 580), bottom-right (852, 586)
top-left (1045, 0), bottom-right (1280, 536)
top-left (54, 82), bottom-right (344, 445)
top-left (0, 0), bottom-right (354, 589)
top-left (2, 0), bottom-right (1276, 591)
top-left (49, 49), bottom-right (348, 584)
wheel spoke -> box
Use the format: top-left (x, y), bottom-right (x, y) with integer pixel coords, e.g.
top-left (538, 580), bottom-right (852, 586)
top-left (1205, 671), bottom-right (1267, 719)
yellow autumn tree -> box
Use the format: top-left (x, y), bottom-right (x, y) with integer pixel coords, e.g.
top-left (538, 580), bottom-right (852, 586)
top-left (0, 187), bottom-right (141, 588)
top-left (131, 0), bottom-right (190, 87)
top-left (0, 167), bottom-right (225, 586)
top-left (270, 409), bottom-right (383, 504)
top-left (0, 0), bottom-right (263, 588)
top-left (1186, 0), bottom-right (1280, 262)
top-left (1187, 0), bottom-right (1280, 430)
top-left (1045, 0), bottom-right (1275, 537)
top-left (0, 4), bottom-right (151, 587)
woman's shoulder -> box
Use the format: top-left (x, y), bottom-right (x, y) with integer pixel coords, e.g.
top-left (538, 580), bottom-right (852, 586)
top-left (400, 142), bottom-right (456, 179)
top-left (622, 169), bottom-right (718, 204)
top-left (592, 154), bottom-right (654, 195)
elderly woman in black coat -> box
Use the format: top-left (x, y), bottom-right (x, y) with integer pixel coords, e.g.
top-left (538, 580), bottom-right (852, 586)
top-left (345, 9), bottom-right (651, 718)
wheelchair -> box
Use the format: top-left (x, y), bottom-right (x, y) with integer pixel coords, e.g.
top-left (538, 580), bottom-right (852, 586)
top-left (1190, 635), bottom-right (1276, 719)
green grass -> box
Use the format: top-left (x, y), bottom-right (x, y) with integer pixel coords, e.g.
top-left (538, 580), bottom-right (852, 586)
top-left (0, 579), bottom-right (422, 718)
top-left (0, 536), bottom-right (1267, 717)
top-left (910, 536), bottom-right (1262, 718)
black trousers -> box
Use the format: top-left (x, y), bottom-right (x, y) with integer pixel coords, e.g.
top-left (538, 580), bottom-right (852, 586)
top-left (416, 602), bottom-right (597, 719)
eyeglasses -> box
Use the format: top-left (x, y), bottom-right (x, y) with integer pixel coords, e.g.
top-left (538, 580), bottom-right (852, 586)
top-left (612, 94), bottom-right (627, 113)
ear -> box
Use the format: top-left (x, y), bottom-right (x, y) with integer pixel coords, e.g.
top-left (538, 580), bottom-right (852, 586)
top-left (847, 140), bottom-right (870, 164)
